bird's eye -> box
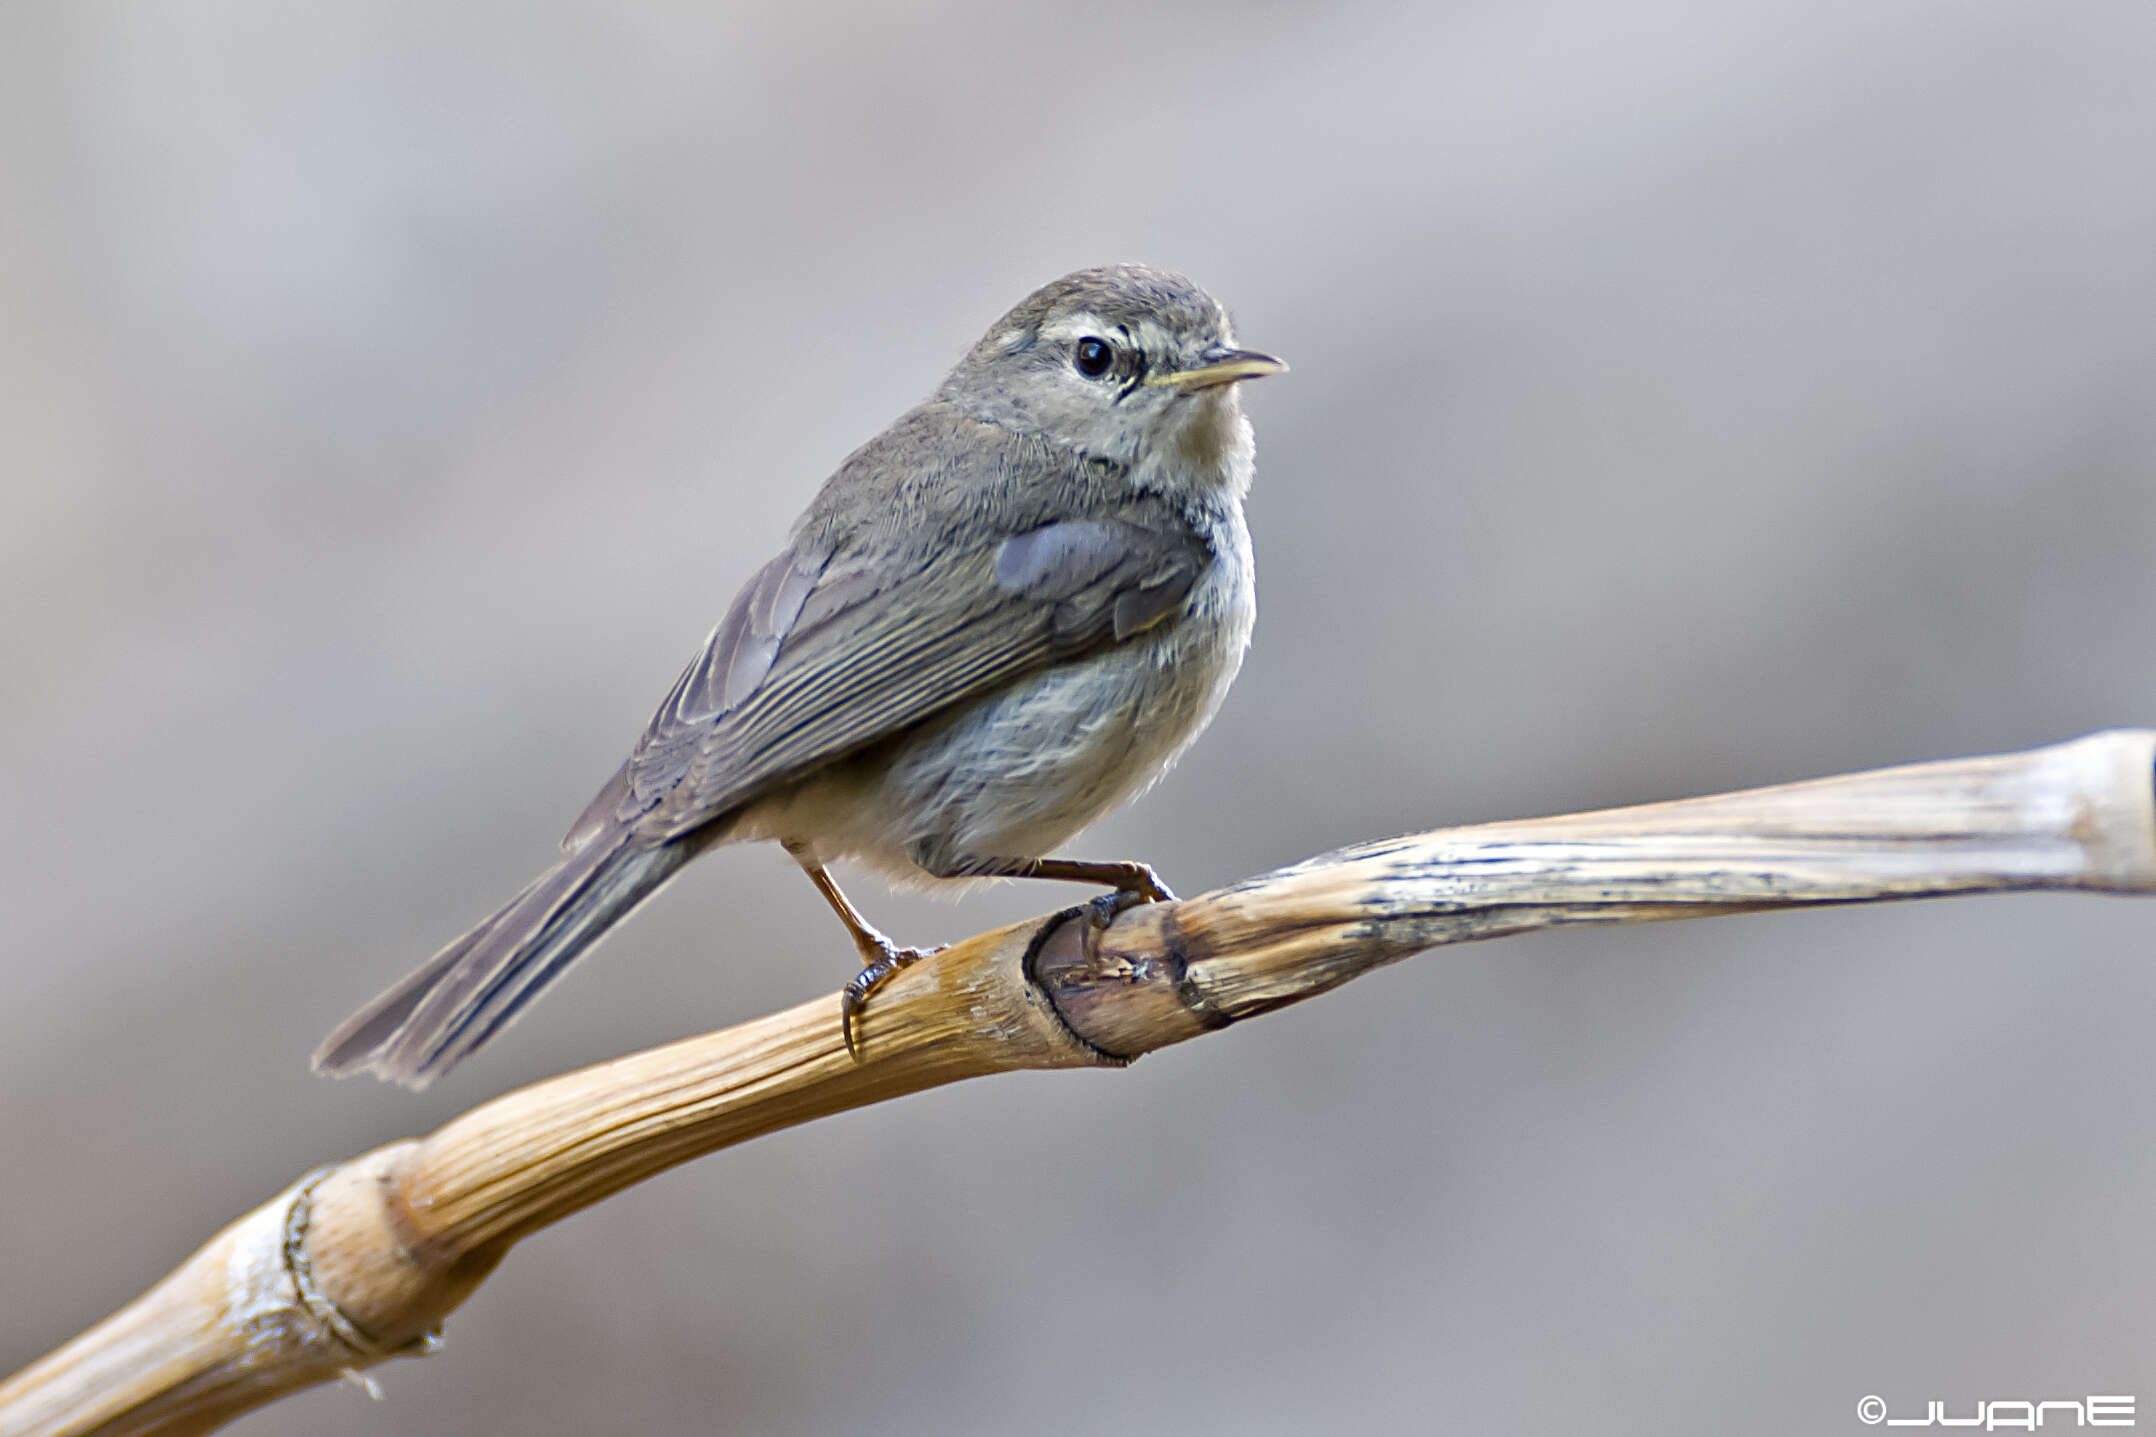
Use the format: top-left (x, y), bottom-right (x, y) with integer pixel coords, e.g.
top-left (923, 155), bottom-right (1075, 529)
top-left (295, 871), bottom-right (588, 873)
top-left (1073, 337), bottom-right (1113, 379)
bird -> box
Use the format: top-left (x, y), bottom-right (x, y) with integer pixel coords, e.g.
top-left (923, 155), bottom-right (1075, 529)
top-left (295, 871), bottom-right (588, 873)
top-left (314, 263), bottom-right (1284, 1087)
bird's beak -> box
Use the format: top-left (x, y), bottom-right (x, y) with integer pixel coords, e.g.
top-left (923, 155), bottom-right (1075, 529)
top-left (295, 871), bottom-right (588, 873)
top-left (1146, 344), bottom-right (1288, 394)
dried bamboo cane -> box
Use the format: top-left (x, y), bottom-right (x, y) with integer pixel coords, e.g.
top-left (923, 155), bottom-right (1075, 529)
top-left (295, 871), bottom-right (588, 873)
top-left (5, 729), bottom-right (2153, 1437)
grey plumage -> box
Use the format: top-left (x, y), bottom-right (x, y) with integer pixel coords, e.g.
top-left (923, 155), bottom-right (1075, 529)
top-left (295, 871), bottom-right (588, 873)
top-left (315, 263), bottom-right (1281, 1087)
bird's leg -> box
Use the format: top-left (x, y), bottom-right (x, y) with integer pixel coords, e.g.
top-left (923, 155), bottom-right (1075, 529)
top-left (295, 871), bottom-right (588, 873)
top-left (938, 856), bottom-right (1178, 928)
top-left (953, 856), bottom-right (1178, 903)
top-left (787, 844), bottom-right (941, 1060)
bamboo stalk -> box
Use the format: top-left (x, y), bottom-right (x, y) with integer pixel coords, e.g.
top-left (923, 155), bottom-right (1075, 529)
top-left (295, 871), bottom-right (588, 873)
top-left (5, 729), bottom-right (2153, 1437)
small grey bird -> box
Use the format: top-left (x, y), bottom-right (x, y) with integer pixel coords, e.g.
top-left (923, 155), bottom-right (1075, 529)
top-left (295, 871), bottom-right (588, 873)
top-left (315, 264), bottom-right (1283, 1087)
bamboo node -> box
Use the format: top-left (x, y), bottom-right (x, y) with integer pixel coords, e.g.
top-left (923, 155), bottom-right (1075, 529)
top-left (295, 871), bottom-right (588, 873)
top-left (283, 1166), bottom-right (430, 1363)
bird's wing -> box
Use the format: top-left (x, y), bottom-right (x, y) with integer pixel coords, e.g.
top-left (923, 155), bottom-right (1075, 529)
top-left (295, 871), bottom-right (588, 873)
top-left (562, 513), bottom-right (1211, 848)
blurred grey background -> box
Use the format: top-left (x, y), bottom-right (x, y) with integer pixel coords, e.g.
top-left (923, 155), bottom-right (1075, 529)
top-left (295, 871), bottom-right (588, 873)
top-left (4, 2), bottom-right (2154, 1433)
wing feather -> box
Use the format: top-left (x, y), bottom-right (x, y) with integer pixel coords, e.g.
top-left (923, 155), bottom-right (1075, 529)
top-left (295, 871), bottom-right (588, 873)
top-left (573, 513), bottom-right (1211, 845)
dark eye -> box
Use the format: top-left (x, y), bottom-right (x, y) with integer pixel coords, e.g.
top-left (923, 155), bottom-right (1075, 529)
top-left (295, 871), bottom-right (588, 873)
top-left (1073, 336), bottom-right (1113, 378)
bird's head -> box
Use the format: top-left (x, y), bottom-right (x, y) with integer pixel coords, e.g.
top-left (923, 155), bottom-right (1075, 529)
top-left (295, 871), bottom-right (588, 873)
top-left (938, 264), bottom-right (1285, 492)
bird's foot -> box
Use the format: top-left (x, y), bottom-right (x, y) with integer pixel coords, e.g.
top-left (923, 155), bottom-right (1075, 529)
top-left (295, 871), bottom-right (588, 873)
top-left (1085, 891), bottom-right (1133, 930)
top-left (1112, 862), bottom-right (1177, 906)
top-left (840, 938), bottom-right (944, 1061)
top-left (1073, 863), bottom-right (1175, 928)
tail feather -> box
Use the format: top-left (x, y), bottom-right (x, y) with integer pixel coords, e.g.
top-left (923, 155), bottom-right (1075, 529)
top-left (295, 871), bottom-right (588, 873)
top-left (313, 835), bottom-right (689, 1088)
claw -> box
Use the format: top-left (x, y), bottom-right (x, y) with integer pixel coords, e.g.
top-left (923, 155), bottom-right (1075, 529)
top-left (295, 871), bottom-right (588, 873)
top-left (1121, 863), bottom-right (1177, 905)
top-left (839, 940), bottom-right (942, 1060)
top-left (1084, 890), bottom-right (1140, 929)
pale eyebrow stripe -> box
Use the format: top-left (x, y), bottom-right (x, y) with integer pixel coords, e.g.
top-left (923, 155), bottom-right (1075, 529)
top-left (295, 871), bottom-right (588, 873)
top-left (1037, 312), bottom-right (1111, 344)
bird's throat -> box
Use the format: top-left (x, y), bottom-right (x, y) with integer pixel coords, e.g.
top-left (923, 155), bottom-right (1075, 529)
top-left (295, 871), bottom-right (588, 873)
top-left (1153, 390), bottom-right (1255, 503)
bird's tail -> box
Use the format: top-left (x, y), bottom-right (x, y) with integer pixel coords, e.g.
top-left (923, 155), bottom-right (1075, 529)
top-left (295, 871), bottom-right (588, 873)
top-left (313, 832), bottom-right (690, 1089)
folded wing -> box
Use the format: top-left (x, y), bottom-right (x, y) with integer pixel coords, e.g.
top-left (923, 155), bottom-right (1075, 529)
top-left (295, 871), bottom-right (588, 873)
top-left (565, 512), bottom-right (1213, 849)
